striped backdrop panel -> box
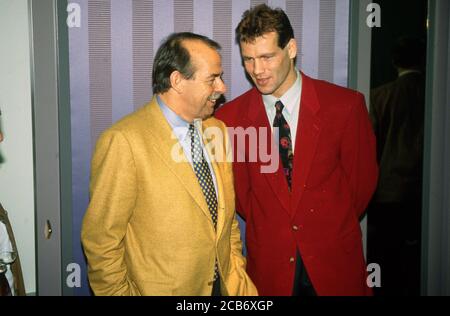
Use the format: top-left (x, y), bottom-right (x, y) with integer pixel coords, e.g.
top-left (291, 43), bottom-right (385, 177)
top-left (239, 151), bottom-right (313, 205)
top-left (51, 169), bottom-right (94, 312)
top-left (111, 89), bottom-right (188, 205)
top-left (68, 0), bottom-right (350, 295)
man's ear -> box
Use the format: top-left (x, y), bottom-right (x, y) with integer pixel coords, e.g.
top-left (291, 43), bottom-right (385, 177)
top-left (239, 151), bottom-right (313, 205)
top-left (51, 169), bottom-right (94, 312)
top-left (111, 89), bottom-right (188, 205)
top-left (287, 38), bottom-right (297, 59)
top-left (169, 70), bottom-right (184, 93)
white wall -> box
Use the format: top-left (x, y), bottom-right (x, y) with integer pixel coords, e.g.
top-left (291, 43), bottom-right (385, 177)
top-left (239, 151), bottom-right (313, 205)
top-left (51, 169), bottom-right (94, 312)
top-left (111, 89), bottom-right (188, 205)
top-left (0, 0), bottom-right (36, 294)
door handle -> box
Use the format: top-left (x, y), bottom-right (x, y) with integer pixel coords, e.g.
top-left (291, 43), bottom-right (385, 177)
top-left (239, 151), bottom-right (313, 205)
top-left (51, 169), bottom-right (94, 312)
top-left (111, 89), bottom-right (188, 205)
top-left (44, 220), bottom-right (53, 240)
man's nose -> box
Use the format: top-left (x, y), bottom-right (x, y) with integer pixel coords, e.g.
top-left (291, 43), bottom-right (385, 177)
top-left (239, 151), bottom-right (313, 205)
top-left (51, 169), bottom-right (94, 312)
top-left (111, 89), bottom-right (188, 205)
top-left (253, 58), bottom-right (264, 75)
top-left (215, 77), bottom-right (227, 95)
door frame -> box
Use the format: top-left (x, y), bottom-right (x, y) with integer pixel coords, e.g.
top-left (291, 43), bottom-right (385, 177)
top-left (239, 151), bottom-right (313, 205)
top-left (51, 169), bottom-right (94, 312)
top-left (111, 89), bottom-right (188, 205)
top-left (29, 0), bottom-right (72, 296)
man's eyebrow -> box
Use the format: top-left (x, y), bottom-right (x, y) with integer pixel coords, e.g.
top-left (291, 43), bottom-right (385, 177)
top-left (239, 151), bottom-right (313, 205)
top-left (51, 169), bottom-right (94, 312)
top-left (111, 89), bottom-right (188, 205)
top-left (242, 53), bottom-right (275, 59)
top-left (207, 72), bottom-right (223, 79)
top-left (261, 53), bottom-right (275, 57)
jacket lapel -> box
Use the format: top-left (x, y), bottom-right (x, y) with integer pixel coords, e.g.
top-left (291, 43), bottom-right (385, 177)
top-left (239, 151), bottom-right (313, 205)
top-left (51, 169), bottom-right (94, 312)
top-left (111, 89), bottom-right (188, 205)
top-left (144, 98), bottom-right (214, 225)
top-left (246, 89), bottom-right (291, 215)
top-left (291, 73), bottom-right (322, 214)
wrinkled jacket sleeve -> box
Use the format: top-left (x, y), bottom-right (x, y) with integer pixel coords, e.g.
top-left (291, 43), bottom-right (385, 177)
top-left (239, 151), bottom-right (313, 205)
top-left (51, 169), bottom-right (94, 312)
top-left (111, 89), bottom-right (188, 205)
top-left (340, 93), bottom-right (378, 217)
top-left (81, 129), bottom-right (140, 296)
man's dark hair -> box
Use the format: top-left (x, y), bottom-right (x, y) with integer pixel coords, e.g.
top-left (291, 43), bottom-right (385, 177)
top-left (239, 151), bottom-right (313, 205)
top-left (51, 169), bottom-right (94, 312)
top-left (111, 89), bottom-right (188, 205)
top-left (235, 4), bottom-right (294, 49)
top-left (152, 32), bottom-right (221, 94)
top-left (392, 37), bottom-right (426, 70)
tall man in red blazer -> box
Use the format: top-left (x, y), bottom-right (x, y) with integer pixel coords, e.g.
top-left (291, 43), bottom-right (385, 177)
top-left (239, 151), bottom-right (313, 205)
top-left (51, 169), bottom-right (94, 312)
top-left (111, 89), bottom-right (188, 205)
top-left (215, 4), bottom-right (378, 296)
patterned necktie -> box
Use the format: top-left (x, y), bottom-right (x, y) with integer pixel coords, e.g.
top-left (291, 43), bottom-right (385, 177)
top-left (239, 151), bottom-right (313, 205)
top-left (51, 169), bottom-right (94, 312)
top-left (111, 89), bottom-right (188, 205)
top-left (189, 123), bottom-right (219, 281)
top-left (273, 101), bottom-right (294, 190)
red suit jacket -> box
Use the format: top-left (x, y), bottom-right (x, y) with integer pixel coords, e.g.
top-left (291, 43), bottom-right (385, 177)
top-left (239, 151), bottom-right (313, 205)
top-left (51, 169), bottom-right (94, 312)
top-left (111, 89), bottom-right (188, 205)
top-left (215, 73), bottom-right (378, 296)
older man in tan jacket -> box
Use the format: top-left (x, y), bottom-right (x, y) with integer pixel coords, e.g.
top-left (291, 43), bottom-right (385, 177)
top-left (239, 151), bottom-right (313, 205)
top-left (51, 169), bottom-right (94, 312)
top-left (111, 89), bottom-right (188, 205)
top-left (81, 32), bottom-right (257, 296)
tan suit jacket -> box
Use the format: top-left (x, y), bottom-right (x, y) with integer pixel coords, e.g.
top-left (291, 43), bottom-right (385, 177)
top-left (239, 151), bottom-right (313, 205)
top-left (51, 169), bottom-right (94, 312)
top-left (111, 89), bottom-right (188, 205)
top-left (81, 97), bottom-right (257, 296)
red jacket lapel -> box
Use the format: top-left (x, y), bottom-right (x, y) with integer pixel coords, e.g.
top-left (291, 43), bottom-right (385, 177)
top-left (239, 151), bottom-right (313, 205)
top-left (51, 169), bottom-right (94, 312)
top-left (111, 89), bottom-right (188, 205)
top-left (291, 73), bottom-right (322, 214)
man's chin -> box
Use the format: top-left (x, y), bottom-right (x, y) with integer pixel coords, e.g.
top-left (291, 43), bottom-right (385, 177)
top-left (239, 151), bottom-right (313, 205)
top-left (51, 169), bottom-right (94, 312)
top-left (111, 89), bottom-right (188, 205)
top-left (200, 109), bottom-right (214, 120)
top-left (254, 84), bottom-right (274, 95)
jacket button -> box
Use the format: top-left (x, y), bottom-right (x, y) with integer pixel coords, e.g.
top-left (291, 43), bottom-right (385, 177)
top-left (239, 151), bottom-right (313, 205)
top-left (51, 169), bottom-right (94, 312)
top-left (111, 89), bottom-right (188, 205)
top-left (310, 208), bottom-right (315, 213)
top-left (289, 257), bottom-right (295, 263)
top-left (293, 225), bottom-right (299, 231)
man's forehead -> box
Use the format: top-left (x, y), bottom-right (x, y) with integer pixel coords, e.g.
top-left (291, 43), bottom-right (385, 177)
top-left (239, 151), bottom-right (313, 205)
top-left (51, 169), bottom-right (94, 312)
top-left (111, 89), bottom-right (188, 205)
top-left (204, 63), bottom-right (223, 76)
top-left (190, 51), bottom-right (222, 75)
top-left (240, 31), bottom-right (278, 45)
top-left (240, 36), bottom-right (280, 56)
top-left (187, 44), bottom-right (218, 62)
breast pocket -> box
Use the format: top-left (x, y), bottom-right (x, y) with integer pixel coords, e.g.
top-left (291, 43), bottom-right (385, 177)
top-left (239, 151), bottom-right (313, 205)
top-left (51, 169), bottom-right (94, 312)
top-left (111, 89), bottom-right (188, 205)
top-left (305, 147), bottom-right (340, 189)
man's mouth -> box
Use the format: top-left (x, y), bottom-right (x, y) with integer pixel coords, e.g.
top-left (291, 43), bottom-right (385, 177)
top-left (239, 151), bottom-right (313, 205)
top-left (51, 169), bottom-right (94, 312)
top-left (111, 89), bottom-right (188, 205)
top-left (208, 93), bottom-right (222, 103)
top-left (256, 77), bottom-right (270, 86)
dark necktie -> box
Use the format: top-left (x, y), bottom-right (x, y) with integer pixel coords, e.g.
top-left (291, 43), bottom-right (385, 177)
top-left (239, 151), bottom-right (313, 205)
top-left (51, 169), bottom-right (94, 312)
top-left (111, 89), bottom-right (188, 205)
top-left (273, 101), bottom-right (294, 190)
top-left (0, 272), bottom-right (12, 296)
top-left (189, 124), bottom-right (219, 282)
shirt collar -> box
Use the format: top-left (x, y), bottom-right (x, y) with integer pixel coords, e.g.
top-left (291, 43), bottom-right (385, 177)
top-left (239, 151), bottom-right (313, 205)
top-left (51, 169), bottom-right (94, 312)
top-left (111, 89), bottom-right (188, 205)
top-left (262, 69), bottom-right (301, 115)
top-left (156, 95), bottom-right (191, 142)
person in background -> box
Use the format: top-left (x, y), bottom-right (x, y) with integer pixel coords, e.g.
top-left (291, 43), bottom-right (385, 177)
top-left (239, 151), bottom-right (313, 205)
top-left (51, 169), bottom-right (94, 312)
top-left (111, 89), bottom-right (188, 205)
top-left (368, 37), bottom-right (426, 296)
top-left (0, 121), bottom-right (26, 296)
top-left (81, 32), bottom-right (257, 296)
top-left (216, 4), bottom-right (378, 296)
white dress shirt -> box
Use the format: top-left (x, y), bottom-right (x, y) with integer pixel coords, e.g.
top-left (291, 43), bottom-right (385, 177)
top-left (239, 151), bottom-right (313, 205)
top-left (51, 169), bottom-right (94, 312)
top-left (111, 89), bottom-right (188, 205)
top-left (262, 69), bottom-right (302, 154)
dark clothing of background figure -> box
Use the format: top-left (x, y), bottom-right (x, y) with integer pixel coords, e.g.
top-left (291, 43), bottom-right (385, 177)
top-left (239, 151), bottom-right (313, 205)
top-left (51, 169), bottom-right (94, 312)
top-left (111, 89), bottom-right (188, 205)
top-left (368, 71), bottom-right (425, 296)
